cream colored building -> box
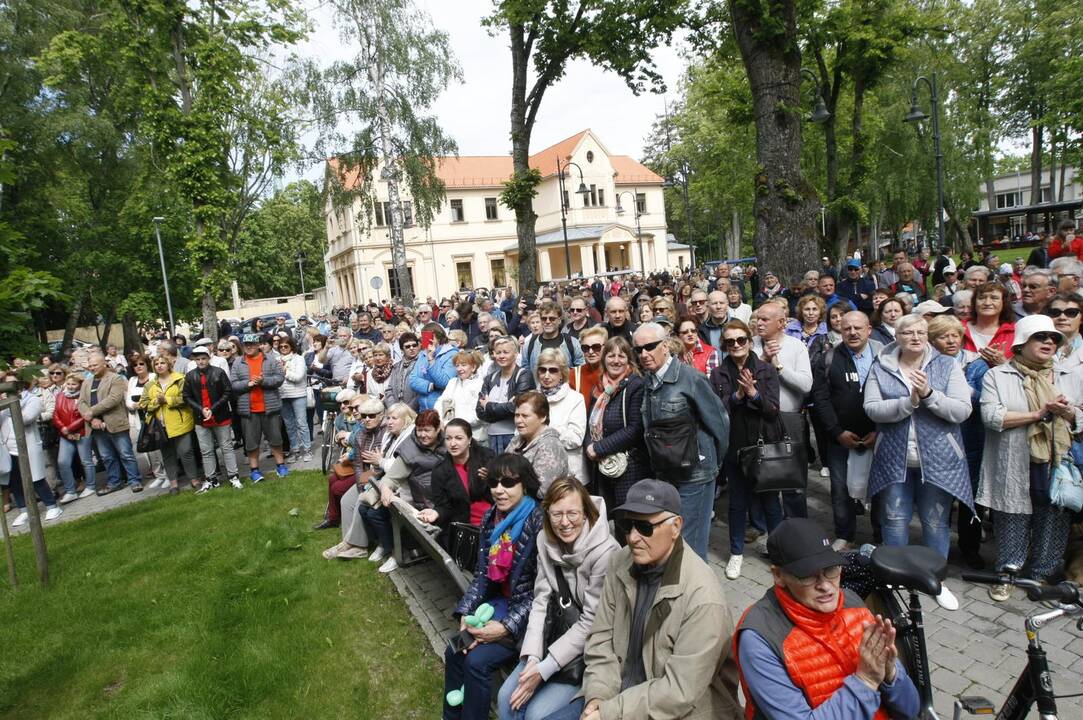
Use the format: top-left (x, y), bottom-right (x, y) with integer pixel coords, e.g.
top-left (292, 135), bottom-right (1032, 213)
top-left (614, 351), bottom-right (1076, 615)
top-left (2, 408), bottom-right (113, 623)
top-left (323, 130), bottom-right (679, 305)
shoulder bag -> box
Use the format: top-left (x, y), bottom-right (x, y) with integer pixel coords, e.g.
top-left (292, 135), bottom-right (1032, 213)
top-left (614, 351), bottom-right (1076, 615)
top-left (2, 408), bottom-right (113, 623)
top-left (738, 416), bottom-right (807, 493)
top-left (541, 568), bottom-right (586, 685)
top-left (136, 412), bottom-right (167, 453)
top-left (448, 522), bottom-right (481, 572)
top-left (597, 387), bottom-right (629, 478)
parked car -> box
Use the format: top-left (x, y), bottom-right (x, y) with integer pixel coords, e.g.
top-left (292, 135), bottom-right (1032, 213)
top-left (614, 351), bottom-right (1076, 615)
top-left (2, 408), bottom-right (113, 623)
top-left (239, 312), bottom-right (295, 335)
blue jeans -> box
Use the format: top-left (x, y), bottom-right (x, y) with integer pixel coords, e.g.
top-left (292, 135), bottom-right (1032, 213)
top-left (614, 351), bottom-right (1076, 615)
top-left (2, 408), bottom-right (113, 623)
top-left (93, 429), bottom-right (142, 488)
top-left (443, 640), bottom-right (518, 720)
top-left (497, 660), bottom-right (581, 720)
top-left (489, 434), bottom-right (513, 454)
top-left (726, 460), bottom-right (782, 556)
top-left (678, 474), bottom-right (716, 560)
top-left (280, 396), bottom-right (311, 452)
top-left (58, 435), bottom-right (95, 494)
top-left (826, 442), bottom-right (857, 541)
top-left (540, 698), bottom-right (585, 720)
top-left (878, 467), bottom-right (953, 558)
top-left (360, 503), bottom-right (394, 554)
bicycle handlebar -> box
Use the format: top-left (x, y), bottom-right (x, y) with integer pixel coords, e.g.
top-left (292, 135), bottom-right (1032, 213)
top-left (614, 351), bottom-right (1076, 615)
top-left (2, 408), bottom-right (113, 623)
top-left (962, 572), bottom-right (1081, 604)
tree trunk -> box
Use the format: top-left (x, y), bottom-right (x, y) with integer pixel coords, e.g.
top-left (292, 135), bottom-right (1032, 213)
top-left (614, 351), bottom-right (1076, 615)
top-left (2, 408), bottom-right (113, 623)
top-left (985, 178), bottom-right (996, 214)
top-left (1048, 130), bottom-right (1057, 203)
top-left (509, 23), bottom-right (538, 296)
top-left (61, 293), bottom-right (84, 356)
top-left (1029, 123), bottom-right (1043, 207)
top-left (99, 307), bottom-right (114, 351)
top-left (729, 0), bottom-right (818, 285)
top-left (122, 313), bottom-right (142, 354)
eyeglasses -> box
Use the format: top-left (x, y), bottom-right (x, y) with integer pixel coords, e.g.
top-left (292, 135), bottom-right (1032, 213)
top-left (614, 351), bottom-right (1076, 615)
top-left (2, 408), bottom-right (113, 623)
top-left (548, 510), bottom-right (583, 523)
top-left (357, 412), bottom-right (382, 419)
top-left (1048, 308), bottom-right (1082, 319)
top-left (679, 327), bottom-right (698, 336)
top-left (49, 371), bottom-right (65, 376)
top-left (540, 315), bottom-right (560, 322)
top-left (402, 342), bottom-right (419, 349)
top-left (662, 291), bottom-right (675, 296)
top-left (581, 343), bottom-right (603, 354)
top-left (1031, 332), bottom-right (1060, 344)
top-left (615, 515), bottom-right (675, 538)
top-left (790, 565), bottom-right (843, 586)
top-left (569, 307), bottom-right (584, 313)
top-left (537, 366), bottom-right (560, 375)
top-left (898, 330), bottom-right (928, 338)
top-left (486, 475), bottom-right (522, 489)
top-left (690, 299), bottom-right (706, 305)
top-left (633, 339), bottom-right (664, 354)
top-left (723, 336), bottom-right (750, 348)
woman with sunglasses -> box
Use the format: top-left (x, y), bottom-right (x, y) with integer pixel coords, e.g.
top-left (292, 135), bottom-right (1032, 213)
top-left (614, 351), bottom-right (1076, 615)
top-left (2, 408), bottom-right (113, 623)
top-left (569, 326), bottom-right (607, 409)
top-left (497, 475), bottom-right (618, 720)
top-left (676, 316), bottom-right (721, 377)
top-left (506, 391), bottom-right (568, 496)
top-left (585, 337), bottom-right (647, 510)
top-left (1047, 292), bottom-right (1083, 365)
top-left (477, 336), bottom-right (535, 454)
top-left (124, 353), bottom-right (169, 488)
top-left (531, 349), bottom-right (587, 483)
top-left (710, 320), bottom-right (783, 580)
top-left (864, 314), bottom-right (971, 606)
top-left (977, 315), bottom-right (1083, 601)
top-left (443, 453), bottom-right (544, 720)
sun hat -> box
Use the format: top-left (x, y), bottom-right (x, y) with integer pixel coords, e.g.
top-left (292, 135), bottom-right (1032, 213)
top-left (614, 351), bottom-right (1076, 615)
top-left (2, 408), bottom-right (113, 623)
top-left (1011, 314), bottom-right (1062, 349)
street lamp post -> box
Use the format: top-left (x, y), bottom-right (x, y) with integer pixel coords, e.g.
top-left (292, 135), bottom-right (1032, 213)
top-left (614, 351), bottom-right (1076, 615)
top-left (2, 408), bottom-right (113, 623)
top-left (152, 217), bottom-right (175, 335)
top-left (905, 73), bottom-right (946, 251)
top-left (556, 158), bottom-right (590, 280)
top-left (615, 190), bottom-right (645, 272)
top-left (296, 250), bottom-right (308, 315)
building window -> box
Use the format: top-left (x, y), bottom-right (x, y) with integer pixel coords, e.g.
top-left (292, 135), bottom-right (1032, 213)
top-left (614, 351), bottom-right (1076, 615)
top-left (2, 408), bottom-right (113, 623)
top-left (490, 258), bottom-right (506, 287)
top-left (597, 188), bottom-right (605, 206)
top-left (996, 192), bottom-right (1021, 209)
top-left (485, 197), bottom-right (499, 220)
top-left (586, 150), bottom-right (594, 163)
top-left (375, 201), bottom-right (413, 228)
top-left (584, 184), bottom-right (598, 208)
top-left (387, 266), bottom-right (415, 299)
top-left (455, 261), bottom-right (473, 290)
top-left (1039, 186), bottom-right (1053, 203)
top-left (562, 190), bottom-right (569, 209)
top-left (374, 202), bottom-right (386, 227)
top-left (450, 198), bottom-right (464, 222)
top-left (403, 201), bottom-right (413, 228)
top-left (636, 192), bottom-right (647, 214)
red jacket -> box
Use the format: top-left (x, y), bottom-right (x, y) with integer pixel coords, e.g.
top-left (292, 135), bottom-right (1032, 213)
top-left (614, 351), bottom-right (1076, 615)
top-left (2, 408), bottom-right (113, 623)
top-left (52, 392), bottom-right (88, 437)
top-left (962, 320), bottom-right (1015, 358)
top-left (1049, 235), bottom-right (1083, 262)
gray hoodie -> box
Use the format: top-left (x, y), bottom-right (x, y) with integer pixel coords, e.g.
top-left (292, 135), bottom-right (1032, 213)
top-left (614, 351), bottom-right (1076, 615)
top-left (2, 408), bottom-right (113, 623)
top-left (521, 496), bottom-right (620, 680)
top-left (508, 424), bottom-right (568, 495)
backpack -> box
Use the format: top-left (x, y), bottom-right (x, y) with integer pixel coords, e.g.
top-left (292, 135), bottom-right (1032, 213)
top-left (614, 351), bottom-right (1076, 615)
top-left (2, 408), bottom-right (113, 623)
top-left (525, 333), bottom-right (576, 367)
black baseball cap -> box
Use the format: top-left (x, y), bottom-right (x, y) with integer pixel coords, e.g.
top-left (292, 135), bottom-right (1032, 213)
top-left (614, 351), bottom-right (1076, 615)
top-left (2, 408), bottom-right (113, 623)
top-left (614, 479), bottom-right (681, 517)
top-left (767, 518), bottom-right (844, 578)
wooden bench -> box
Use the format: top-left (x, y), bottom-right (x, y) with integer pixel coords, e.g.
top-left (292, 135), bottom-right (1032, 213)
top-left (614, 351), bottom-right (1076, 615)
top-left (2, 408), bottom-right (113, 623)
top-left (388, 497), bottom-right (472, 594)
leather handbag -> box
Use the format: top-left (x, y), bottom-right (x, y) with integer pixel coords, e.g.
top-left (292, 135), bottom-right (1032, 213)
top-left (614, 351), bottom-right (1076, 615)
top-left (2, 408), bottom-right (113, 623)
top-left (541, 569), bottom-right (586, 685)
top-left (136, 414), bottom-right (167, 453)
top-left (597, 389), bottom-right (629, 479)
top-left (738, 417), bottom-right (806, 493)
top-left (448, 522), bottom-right (481, 572)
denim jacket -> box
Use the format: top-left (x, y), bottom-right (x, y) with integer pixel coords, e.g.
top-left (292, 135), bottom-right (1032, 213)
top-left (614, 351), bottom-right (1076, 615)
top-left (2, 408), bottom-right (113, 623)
top-left (642, 358), bottom-right (730, 480)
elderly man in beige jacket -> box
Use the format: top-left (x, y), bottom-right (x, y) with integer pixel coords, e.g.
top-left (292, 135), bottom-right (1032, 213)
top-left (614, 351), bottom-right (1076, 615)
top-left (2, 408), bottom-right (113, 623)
top-left (78, 350), bottom-right (144, 494)
top-left (549, 479), bottom-right (741, 720)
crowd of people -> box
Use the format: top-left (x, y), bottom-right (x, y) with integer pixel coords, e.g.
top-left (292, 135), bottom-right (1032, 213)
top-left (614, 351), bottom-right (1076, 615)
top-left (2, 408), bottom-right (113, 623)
top-left (4, 216), bottom-right (1083, 719)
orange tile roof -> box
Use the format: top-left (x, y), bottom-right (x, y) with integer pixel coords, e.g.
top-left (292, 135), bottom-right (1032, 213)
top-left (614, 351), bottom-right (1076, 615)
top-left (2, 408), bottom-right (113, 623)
top-left (327, 129), bottom-right (662, 190)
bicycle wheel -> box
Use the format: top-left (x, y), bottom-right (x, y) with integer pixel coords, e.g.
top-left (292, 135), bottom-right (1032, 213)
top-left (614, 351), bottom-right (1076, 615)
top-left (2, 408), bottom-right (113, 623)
top-left (321, 413), bottom-right (336, 474)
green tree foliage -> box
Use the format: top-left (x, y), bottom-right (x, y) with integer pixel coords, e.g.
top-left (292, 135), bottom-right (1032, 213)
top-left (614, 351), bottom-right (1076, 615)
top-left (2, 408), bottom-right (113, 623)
top-left (486, 0), bottom-right (687, 293)
top-left (233, 181), bottom-right (327, 300)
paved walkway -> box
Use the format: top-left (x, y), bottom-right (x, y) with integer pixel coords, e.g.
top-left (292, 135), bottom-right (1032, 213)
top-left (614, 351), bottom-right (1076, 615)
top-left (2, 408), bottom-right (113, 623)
top-left (9, 448), bottom-right (1083, 717)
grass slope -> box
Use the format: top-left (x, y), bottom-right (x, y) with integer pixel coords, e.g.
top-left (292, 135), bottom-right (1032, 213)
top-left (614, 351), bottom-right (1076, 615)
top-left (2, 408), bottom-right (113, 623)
top-left (0, 472), bottom-right (444, 719)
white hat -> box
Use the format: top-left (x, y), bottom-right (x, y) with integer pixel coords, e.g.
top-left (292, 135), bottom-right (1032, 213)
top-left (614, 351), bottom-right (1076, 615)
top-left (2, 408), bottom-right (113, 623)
top-left (998, 263), bottom-right (1013, 275)
top-left (912, 300), bottom-right (951, 316)
top-left (1011, 314), bottom-right (1062, 349)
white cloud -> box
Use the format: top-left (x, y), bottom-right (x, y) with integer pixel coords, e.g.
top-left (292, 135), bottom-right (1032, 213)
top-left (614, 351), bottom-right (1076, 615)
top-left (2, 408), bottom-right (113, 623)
top-left (292, 0), bottom-right (686, 179)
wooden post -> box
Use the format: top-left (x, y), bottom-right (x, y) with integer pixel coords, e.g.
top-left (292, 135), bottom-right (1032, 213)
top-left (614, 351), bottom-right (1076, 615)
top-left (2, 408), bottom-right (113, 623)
top-left (0, 489), bottom-right (16, 587)
top-left (4, 394), bottom-right (49, 585)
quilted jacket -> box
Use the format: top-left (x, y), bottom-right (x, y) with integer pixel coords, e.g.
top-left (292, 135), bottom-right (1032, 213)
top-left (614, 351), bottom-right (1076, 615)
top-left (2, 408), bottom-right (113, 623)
top-left (454, 503), bottom-right (544, 644)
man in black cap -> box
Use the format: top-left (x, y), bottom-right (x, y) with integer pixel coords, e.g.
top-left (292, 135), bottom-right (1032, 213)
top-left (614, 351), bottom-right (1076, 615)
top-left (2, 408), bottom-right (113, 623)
top-left (554, 479), bottom-right (741, 720)
top-left (734, 518), bottom-right (919, 720)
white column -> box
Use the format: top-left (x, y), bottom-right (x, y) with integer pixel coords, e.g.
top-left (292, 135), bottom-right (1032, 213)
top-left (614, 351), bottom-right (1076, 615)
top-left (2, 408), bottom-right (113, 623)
top-left (595, 243), bottom-right (606, 274)
top-left (538, 249), bottom-right (552, 281)
top-left (630, 239), bottom-right (640, 272)
top-left (580, 245), bottom-right (595, 276)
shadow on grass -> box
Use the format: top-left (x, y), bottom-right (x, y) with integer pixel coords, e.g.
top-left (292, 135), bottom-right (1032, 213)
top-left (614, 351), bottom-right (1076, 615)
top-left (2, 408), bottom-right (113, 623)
top-left (0, 472), bottom-right (444, 720)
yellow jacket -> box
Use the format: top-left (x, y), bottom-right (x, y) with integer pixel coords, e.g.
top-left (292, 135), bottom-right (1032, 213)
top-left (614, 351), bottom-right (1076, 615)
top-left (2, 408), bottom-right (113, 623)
top-left (139, 372), bottom-right (195, 438)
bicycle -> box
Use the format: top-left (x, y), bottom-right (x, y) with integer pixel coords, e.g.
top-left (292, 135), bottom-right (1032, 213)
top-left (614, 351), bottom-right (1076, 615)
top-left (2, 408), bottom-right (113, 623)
top-left (843, 546), bottom-right (1083, 720)
top-left (314, 383), bottom-right (344, 474)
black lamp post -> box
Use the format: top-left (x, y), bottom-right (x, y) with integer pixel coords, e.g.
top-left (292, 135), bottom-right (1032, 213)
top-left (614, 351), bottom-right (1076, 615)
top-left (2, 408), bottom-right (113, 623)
top-left (615, 190), bottom-right (645, 272)
top-left (556, 158), bottom-right (590, 280)
top-left (905, 73), bottom-right (946, 251)
top-left (800, 68), bottom-right (832, 124)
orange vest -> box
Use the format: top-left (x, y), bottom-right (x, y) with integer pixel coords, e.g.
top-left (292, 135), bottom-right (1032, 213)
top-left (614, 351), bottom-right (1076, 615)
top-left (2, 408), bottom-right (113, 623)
top-left (734, 586), bottom-right (888, 720)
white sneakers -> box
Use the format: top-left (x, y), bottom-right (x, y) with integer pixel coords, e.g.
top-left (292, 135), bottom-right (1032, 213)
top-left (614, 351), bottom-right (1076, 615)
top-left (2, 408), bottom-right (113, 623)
top-left (59, 492), bottom-right (79, 505)
top-left (78, 487), bottom-right (96, 499)
top-left (11, 511), bottom-right (28, 528)
top-left (378, 557), bottom-right (399, 574)
top-left (12, 507), bottom-right (63, 527)
top-left (147, 477), bottom-right (168, 490)
top-left (725, 554), bottom-right (743, 580)
top-left (44, 507), bottom-right (63, 521)
top-left (368, 547), bottom-right (387, 564)
top-left (936, 585), bottom-right (960, 611)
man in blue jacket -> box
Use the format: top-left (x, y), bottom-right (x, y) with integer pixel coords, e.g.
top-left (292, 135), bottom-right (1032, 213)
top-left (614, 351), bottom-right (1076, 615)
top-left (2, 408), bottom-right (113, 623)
top-left (837, 259), bottom-right (875, 314)
top-left (409, 323), bottom-right (458, 410)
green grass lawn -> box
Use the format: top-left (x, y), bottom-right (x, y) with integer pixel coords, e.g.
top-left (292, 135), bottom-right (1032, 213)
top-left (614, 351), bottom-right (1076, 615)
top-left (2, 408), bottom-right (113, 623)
top-left (0, 471), bottom-right (444, 719)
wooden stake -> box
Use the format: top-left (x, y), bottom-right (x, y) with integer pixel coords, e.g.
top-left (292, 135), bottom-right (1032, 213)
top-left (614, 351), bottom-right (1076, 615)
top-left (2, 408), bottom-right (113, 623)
top-left (4, 394), bottom-right (48, 585)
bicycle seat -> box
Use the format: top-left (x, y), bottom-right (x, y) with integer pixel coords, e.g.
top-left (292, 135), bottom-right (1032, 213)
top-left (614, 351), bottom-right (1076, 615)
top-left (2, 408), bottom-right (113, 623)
top-left (870, 545), bottom-right (947, 596)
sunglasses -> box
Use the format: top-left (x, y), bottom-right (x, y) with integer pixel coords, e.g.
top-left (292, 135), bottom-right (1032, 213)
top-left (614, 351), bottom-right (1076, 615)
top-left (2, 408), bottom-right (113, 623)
top-left (569, 307), bottom-right (584, 313)
top-left (49, 371), bottom-right (65, 376)
top-left (581, 343), bottom-right (603, 354)
top-left (662, 291), bottom-right (674, 296)
top-left (357, 412), bottom-right (382, 419)
top-left (690, 299), bottom-right (706, 305)
top-left (540, 316), bottom-right (560, 322)
top-left (402, 342), bottom-right (419, 349)
top-left (537, 366), bottom-right (560, 375)
top-left (615, 515), bottom-right (674, 538)
top-left (633, 339), bottom-right (664, 354)
top-left (1031, 332), bottom-right (1060, 344)
top-left (486, 475), bottom-right (522, 490)
top-left (1048, 308), bottom-right (1082, 319)
top-left (723, 336), bottom-right (750, 348)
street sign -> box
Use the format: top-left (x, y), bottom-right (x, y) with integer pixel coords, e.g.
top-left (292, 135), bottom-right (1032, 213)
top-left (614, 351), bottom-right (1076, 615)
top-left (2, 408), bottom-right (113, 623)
top-left (370, 276), bottom-right (383, 290)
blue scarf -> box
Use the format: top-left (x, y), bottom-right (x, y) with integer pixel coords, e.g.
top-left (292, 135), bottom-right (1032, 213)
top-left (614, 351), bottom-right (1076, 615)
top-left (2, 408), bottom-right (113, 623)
top-left (488, 495), bottom-right (536, 545)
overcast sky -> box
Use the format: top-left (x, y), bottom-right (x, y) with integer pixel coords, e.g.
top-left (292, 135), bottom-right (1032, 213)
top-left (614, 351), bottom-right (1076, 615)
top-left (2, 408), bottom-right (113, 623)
top-left (292, 0), bottom-right (688, 178)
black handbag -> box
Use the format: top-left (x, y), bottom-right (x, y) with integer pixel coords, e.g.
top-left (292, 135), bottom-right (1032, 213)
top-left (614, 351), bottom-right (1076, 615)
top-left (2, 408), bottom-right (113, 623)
top-left (738, 417), bottom-right (806, 493)
top-left (38, 419), bottom-right (59, 450)
top-left (644, 414), bottom-right (699, 473)
top-left (448, 522), bottom-right (481, 573)
top-left (541, 569), bottom-right (586, 685)
top-left (136, 414), bottom-right (167, 453)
